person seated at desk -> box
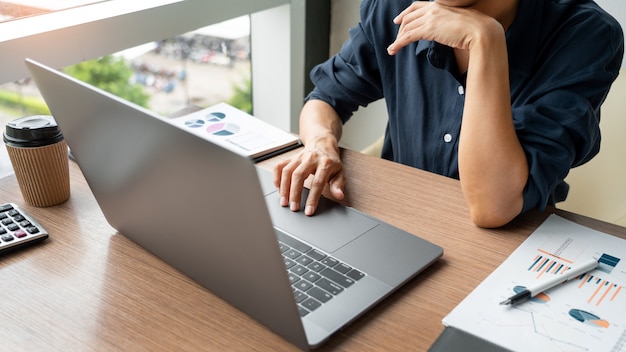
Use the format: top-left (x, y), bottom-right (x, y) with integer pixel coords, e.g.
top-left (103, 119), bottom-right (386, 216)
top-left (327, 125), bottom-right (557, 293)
top-left (273, 0), bottom-right (624, 228)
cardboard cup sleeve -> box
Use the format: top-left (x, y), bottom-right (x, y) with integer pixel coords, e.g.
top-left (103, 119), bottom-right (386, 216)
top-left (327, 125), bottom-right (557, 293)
top-left (6, 140), bottom-right (70, 207)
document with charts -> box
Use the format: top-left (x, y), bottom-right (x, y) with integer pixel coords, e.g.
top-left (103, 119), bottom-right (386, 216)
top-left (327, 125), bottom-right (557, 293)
top-left (169, 103), bottom-right (301, 162)
top-left (443, 214), bottom-right (626, 352)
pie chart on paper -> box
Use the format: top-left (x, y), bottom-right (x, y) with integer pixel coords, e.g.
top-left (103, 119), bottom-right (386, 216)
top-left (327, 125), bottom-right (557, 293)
top-left (184, 119), bottom-right (205, 128)
top-left (206, 122), bottom-right (241, 136)
top-left (207, 111), bottom-right (226, 121)
top-left (569, 308), bottom-right (610, 328)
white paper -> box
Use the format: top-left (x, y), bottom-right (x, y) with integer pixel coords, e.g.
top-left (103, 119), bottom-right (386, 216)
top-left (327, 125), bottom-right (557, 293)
top-left (443, 214), bottom-right (626, 352)
top-left (169, 103), bottom-right (299, 159)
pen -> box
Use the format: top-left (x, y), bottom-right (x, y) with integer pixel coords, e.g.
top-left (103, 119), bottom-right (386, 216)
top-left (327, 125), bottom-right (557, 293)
top-left (499, 258), bottom-right (599, 306)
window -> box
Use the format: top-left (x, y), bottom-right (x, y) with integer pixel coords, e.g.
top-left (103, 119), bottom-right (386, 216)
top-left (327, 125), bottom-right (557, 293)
top-left (0, 16), bottom-right (252, 127)
top-left (0, 0), bottom-right (306, 133)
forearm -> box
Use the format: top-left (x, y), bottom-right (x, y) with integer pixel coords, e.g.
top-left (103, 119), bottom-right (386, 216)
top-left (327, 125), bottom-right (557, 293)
top-left (458, 21), bottom-right (528, 228)
top-left (299, 99), bottom-right (343, 154)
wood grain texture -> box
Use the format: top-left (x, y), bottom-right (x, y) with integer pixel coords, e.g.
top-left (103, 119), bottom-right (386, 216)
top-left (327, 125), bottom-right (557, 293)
top-left (0, 148), bottom-right (624, 351)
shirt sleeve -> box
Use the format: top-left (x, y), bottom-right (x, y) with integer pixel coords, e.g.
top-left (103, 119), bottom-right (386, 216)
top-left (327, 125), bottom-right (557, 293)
top-left (307, 0), bottom-right (387, 123)
top-left (516, 10), bottom-right (624, 213)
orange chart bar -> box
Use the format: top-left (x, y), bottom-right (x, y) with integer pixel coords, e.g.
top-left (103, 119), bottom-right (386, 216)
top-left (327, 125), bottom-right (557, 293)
top-left (529, 255), bottom-right (571, 279)
top-left (577, 274), bottom-right (623, 306)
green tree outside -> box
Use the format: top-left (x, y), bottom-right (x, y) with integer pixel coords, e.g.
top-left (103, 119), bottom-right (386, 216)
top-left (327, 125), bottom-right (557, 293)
top-left (228, 76), bottom-right (252, 114)
top-left (0, 54), bottom-right (252, 120)
top-left (64, 55), bottom-right (150, 108)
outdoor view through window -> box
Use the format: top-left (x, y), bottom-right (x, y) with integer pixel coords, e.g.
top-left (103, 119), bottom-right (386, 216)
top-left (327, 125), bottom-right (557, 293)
top-left (0, 1), bottom-right (252, 127)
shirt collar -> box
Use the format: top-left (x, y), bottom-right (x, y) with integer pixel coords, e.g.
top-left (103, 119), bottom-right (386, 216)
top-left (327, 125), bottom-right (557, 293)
top-left (415, 39), bottom-right (431, 57)
top-left (416, 40), bottom-right (453, 71)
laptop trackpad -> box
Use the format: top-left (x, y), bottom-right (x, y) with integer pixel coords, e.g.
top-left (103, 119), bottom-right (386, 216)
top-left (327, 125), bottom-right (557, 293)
top-left (264, 190), bottom-right (378, 253)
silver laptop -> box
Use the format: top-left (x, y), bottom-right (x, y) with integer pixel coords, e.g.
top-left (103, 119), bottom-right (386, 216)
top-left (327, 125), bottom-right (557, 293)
top-left (26, 58), bottom-right (443, 350)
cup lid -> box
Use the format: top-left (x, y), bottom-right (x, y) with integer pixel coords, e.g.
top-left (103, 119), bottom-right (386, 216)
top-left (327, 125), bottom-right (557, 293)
top-left (3, 115), bottom-right (64, 148)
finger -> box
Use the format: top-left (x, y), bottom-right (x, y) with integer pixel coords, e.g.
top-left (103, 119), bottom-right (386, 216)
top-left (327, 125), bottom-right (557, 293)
top-left (388, 8), bottom-right (427, 55)
top-left (279, 160), bottom-right (296, 207)
top-left (303, 167), bottom-right (329, 216)
top-left (328, 171), bottom-right (346, 201)
top-left (273, 160), bottom-right (288, 189)
top-left (288, 162), bottom-right (311, 212)
top-left (392, 1), bottom-right (424, 24)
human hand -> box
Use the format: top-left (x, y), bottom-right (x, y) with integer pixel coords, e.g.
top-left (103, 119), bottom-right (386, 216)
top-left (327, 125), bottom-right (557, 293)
top-left (273, 142), bottom-right (345, 216)
top-left (386, 2), bottom-right (502, 55)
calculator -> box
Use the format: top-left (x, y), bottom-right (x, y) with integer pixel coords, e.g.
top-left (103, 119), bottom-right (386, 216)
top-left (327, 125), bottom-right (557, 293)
top-left (0, 203), bottom-right (49, 253)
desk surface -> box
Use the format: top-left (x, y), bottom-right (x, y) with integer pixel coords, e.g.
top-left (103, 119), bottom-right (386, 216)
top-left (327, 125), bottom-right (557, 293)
top-left (2, 148), bottom-right (625, 351)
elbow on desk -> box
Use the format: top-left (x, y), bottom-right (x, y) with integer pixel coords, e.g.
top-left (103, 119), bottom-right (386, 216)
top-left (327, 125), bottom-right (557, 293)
top-left (469, 208), bottom-right (518, 228)
top-left (461, 175), bottom-right (526, 228)
top-left (467, 200), bottom-right (523, 229)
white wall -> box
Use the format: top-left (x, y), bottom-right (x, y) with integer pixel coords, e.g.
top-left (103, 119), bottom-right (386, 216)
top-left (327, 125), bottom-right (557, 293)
top-left (251, 5), bottom-right (293, 132)
top-left (251, 1), bottom-right (307, 133)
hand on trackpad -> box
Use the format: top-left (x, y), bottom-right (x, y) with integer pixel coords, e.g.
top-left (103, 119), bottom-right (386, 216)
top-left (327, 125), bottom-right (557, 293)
top-left (264, 189), bottom-right (379, 253)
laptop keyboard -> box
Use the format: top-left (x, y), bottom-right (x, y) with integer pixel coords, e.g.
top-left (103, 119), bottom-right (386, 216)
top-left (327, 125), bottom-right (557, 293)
top-left (276, 231), bottom-right (365, 317)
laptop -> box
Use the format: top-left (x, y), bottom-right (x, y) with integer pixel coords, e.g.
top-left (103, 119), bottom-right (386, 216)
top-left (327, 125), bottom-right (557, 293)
top-left (25, 58), bottom-right (443, 350)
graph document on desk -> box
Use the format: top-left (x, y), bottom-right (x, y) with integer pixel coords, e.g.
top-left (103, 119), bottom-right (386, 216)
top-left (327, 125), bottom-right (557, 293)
top-left (443, 214), bottom-right (626, 352)
top-left (169, 103), bottom-right (301, 162)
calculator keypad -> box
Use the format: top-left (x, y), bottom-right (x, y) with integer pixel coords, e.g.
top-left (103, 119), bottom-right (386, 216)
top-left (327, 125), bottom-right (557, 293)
top-left (0, 203), bottom-right (49, 253)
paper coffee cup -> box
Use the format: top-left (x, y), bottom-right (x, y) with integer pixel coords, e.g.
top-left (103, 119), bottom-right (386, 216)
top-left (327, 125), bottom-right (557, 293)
top-left (3, 115), bottom-right (70, 207)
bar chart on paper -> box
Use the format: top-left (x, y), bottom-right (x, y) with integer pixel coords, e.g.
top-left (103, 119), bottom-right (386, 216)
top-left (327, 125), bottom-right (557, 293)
top-left (443, 215), bottom-right (626, 352)
top-left (577, 254), bottom-right (623, 306)
top-left (525, 252), bottom-right (623, 306)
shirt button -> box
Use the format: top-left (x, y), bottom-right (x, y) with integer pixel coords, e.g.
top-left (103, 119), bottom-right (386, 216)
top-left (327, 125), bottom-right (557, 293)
top-left (457, 85), bottom-right (464, 95)
top-left (443, 133), bottom-right (453, 143)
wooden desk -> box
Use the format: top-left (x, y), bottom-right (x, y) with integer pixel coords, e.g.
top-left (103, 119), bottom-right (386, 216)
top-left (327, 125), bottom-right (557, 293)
top-left (1, 148), bottom-right (625, 351)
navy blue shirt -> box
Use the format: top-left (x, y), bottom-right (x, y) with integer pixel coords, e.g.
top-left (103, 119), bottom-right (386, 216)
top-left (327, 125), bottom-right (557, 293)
top-left (307, 0), bottom-right (624, 213)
